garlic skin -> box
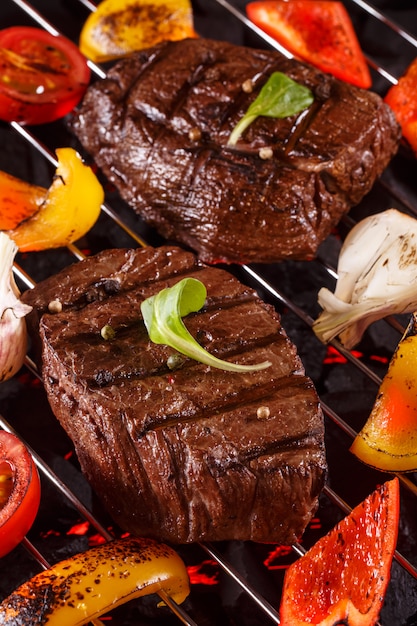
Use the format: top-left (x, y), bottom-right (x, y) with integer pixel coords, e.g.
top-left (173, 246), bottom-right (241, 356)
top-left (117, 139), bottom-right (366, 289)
top-left (0, 233), bottom-right (32, 382)
top-left (313, 209), bottom-right (417, 349)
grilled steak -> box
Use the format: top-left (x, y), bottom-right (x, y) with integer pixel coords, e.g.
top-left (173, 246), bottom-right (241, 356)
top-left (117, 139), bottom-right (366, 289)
top-left (22, 245), bottom-right (327, 544)
top-left (72, 37), bottom-right (400, 264)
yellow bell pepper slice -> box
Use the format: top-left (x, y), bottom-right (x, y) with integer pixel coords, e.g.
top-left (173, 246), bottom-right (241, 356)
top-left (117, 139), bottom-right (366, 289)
top-left (4, 147), bottom-right (104, 252)
top-left (0, 536), bottom-right (190, 625)
top-left (79, 0), bottom-right (197, 64)
top-left (350, 313), bottom-right (417, 472)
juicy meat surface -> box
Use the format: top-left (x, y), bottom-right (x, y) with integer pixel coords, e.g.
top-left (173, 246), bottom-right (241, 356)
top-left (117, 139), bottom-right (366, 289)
top-left (22, 245), bottom-right (327, 544)
top-left (72, 38), bottom-right (400, 264)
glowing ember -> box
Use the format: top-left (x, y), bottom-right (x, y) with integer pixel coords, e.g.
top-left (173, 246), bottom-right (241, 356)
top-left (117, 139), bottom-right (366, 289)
top-left (187, 560), bottom-right (219, 586)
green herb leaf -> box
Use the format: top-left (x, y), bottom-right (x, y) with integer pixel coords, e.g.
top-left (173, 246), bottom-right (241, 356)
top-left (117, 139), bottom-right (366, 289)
top-left (141, 277), bottom-right (272, 372)
top-left (228, 71), bottom-right (314, 147)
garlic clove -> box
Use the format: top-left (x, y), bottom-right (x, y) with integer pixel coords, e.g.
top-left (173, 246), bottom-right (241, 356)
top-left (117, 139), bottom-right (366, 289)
top-left (313, 209), bottom-right (417, 348)
top-left (0, 233), bottom-right (32, 382)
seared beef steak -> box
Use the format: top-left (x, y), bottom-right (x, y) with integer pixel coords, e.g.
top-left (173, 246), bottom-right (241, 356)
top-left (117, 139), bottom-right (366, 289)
top-left (72, 38), bottom-right (400, 264)
top-left (22, 245), bottom-right (327, 544)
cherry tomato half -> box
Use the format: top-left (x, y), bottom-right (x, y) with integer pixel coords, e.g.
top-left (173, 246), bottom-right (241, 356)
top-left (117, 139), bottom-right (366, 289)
top-left (0, 26), bottom-right (91, 125)
top-left (0, 431), bottom-right (41, 558)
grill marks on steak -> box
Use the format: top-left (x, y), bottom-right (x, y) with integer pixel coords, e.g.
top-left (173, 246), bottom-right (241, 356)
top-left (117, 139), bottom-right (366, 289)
top-left (22, 245), bottom-right (326, 544)
top-left (72, 38), bottom-right (400, 264)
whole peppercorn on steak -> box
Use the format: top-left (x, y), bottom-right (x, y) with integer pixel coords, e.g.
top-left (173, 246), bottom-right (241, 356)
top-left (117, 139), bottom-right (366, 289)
top-left (22, 245), bottom-right (327, 544)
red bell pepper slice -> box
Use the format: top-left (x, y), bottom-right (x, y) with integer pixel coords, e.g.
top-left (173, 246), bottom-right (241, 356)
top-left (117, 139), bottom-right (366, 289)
top-left (246, 1), bottom-right (371, 89)
top-left (384, 57), bottom-right (417, 156)
top-left (279, 478), bottom-right (399, 625)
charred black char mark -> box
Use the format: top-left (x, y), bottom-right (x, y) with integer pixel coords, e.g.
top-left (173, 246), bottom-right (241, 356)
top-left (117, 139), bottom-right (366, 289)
top-left (136, 373), bottom-right (316, 434)
top-left (88, 323), bottom-right (284, 387)
top-left (67, 282), bottom-right (275, 387)
top-left (83, 278), bottom-right (122, 303)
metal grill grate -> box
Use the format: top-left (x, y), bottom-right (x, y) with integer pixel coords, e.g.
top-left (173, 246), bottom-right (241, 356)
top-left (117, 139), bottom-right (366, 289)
top-left (1, 1), bottom-right (417, 624)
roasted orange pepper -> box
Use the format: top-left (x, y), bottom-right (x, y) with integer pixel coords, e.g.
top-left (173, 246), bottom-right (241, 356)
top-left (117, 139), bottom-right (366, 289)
top-left (79, 0), bottom-right (197, 64)
top-left (0, 171), bottom-right (45, 230)
top-left (279, 478), bottom-right (399, 625)
top-left (384, 57), bottom-right (417, 156)
top-left (351, 313), bottom-right (417, 472)
top-left (2, 147), bottom-right (104, 252)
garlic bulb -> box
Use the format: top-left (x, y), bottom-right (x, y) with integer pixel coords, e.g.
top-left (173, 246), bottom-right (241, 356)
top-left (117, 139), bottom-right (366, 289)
top-left (313, 209), bottom-right (417, 349)
top-left (0, 232), bottom-right (32, 381)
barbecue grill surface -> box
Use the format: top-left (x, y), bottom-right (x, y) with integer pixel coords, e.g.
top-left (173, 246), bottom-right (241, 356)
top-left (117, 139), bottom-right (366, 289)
top-left (1, 1), bottom-right (417, 625)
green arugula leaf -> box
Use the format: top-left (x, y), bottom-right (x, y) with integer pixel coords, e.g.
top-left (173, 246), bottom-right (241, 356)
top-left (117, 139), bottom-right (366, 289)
top-left (228, 71), bottom-right (314, 147)
top-left (141, 277), bottom-right (272, 372)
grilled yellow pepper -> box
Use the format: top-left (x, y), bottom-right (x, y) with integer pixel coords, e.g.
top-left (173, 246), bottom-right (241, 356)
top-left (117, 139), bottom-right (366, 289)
top-left (3, 147), bottom-right (103, 252)
top-left (0, 536), bottom-right (190, 624)
top-left (351, 312), bottom-right (417, 472)
top-left (79, 0), bottom-right (197, 64)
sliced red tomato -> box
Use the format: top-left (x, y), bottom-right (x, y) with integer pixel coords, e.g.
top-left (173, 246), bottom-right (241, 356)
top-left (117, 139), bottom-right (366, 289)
top-left (279, 478), bottom-right (399, 625)
top-left (0, 26), bottom-right (91, 125)
top-left (0, 431), bottom-right (41, 558)
top-left (246, 1), bottom-right (372, 89)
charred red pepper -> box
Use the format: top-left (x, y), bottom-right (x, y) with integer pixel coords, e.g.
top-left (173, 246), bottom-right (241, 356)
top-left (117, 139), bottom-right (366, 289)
top-left (384, 57), bottom-right (417, 156)
top-left (246, 1), bottom-right (371, 88)
top-left (279, 478), bottom-right (399, 625)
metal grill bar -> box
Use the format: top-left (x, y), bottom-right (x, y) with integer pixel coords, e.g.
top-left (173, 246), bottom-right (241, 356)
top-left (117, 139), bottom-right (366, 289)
top-left (349, 0), bottom-right (417, 49)
top-left (2, 0), bottom-right (417, 623)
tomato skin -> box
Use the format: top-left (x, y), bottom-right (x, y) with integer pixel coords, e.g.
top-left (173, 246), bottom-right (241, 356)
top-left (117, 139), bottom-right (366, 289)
top-left (0, 431), bottom-right (41, 558)
top-left (0, 26), bottom-right (91, 125)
